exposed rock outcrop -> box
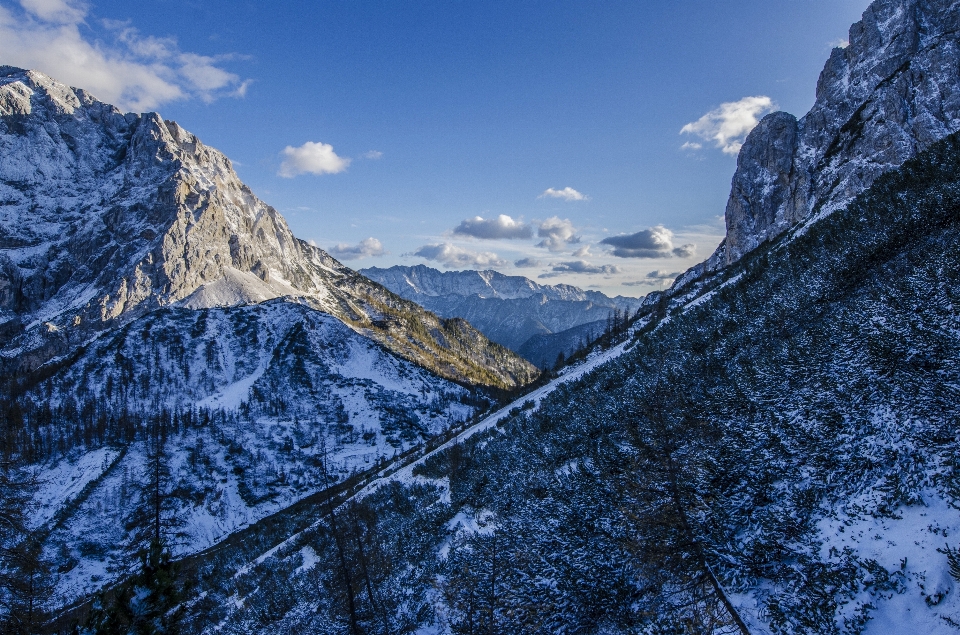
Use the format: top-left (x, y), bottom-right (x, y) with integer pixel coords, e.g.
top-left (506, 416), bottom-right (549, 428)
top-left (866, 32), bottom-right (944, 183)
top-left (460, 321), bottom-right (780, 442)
top-left (720, 0), bottom-right (960, 265)
top-left (0, 67), bottom-right (537, 388)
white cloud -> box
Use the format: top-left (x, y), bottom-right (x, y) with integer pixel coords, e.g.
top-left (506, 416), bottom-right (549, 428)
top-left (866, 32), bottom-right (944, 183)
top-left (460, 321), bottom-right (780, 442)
top-left (412, 243), bottom-right (507, 269)
top-left (680, 141), bottom-right (702, 151)
top-left (539, 187), bottom-right (588, 202)
top-left (452, 214), bottom-right (532, 240)
top-left (328, 237), bottom-right (385, 260)
top-left (537, 216), bottom-right (580, 252)
top-left (20, 0), bottom-right (84, 23)
top-left (278, 141), bottom-right (351, 178)
top-left (680, 95), bottom-right (776, 155)
top-left (363, 150), bottom-right (383, 159)
top-left (572, 245), bottom-right (591, 258)
top-left (601, 225), bottom-right (671, 258)
top-left (829, 38), bottom-right (849, 49)
top-left (0, 1), bottom-right (249, 112)
top-left (539, 260), bottom-right (621, 278)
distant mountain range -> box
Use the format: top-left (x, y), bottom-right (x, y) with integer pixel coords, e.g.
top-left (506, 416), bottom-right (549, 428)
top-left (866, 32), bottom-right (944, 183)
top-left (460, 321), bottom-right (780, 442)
top-left (361, 264), bottom-right (643, 367)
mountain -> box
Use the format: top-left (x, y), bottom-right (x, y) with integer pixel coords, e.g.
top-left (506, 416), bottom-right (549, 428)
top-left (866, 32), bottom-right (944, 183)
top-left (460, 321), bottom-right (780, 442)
top-left (679, 0), bottom-right (960, 284)
top-left (360, 264), bottom-right (643, 363)
top-left (0, 67), bottom-right (536, 390)
top-left (91, 0), bottom-right (960, 632)
top-left (166, 104), bottom-right (960, 635)
top-left (0, 67), bottom-right (539, 617)
top-left (9, 0), bottom-right (960, 630)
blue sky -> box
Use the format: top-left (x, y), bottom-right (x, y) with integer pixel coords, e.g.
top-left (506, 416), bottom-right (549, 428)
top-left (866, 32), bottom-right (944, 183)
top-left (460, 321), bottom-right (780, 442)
top-left (0, 0), bottom-right (870, 295)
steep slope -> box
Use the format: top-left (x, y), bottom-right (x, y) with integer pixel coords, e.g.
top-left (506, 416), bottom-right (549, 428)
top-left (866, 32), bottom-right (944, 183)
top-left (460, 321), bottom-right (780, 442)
top-left (685, 0), bottom-right (960, 274)
top-left (0, 67), bottom-right (536, 389)
top-left (169, 123), bottom-right (960, 635)
top-left (19, 299), bottom-right (479, 604)
top-left (361, 264), bottom-right (642, 355)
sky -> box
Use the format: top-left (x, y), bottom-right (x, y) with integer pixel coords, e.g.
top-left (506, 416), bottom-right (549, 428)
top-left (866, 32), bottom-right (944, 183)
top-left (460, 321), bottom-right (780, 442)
top-left (0, 0), bottom-right (872, 296)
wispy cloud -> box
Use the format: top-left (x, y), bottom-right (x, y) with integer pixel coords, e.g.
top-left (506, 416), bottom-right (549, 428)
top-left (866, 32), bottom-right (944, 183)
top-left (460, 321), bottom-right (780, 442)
top-left (328, 237), bottom-right (385, 260)
top-left (539, 187), bottom-right (588, 202)
top-left (623, 269), bottom-right (682, 286)
top-left (363, 150), bottom-right (383, 159)
top-left (537, 217), bottom-right (580, 252)
top-left (0, 0), bottom-right (250, 112)
top-left (278, 141), bottom-right (351, 177)
top-left (680, 95), bottom-right (776, 155)
top-left (539, 260), bottom-right (621, 278)
top-left (601, 225), bottom-right (695, 259)
top-left (412, 243), bottom-right (507, 269)
top-left (452, 214), bottom-right (532, 240)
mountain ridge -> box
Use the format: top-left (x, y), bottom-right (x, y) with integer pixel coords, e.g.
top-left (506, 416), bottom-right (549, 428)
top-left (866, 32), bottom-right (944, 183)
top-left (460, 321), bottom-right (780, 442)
top-left (676, 0), bottom-right (960, 281)
top-left (361, 264), bottom-right (642, 358)
top-left (0, 66), bottom-right (537, 389)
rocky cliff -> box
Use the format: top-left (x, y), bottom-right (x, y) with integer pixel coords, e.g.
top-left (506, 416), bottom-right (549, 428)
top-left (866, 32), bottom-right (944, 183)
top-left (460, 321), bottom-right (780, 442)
top-left (0, 67), bottom-right (536, 389)
top-left (719, 0), bottom-right (960, 265)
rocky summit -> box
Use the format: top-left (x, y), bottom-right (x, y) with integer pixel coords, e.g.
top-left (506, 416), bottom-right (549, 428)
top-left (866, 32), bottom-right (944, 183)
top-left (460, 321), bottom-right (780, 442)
top-left (0, 67), bottom-right (536, 389)
top-left (705, 0), bottom-right (960, 268)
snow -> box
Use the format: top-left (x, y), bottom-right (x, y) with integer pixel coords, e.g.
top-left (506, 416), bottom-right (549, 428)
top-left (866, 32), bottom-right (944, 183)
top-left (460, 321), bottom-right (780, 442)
top-left (30, 447), bottom-right (122, 529)
top-left (816, 491), bottom-right (960, 633)
top-left (295, 546), bottom-right (319, 574)
top-left (196, 358), bottom-right (269, 410)
top-left (179, 268), bottom-right (300, 309)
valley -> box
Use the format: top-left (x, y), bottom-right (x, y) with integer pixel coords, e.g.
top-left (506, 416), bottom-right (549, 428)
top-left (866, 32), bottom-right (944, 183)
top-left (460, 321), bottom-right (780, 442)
top-left (2, 0), bottom-right (960, 632)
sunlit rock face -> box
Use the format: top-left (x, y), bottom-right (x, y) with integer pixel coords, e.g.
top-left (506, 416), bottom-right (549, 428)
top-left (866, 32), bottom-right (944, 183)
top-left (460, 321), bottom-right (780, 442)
top-left (721, 0), bottom-right (960, 265)
top-left (0, 67), bottom-right (537, 388)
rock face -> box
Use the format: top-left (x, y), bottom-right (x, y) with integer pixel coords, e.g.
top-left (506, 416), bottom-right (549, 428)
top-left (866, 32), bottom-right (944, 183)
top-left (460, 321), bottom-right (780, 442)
top-left (0, 67), bottom-right (536, 388)
top-left (361, 264), bottom-right (642, 355)
top-left (721, 0), bottom-right (960, 264)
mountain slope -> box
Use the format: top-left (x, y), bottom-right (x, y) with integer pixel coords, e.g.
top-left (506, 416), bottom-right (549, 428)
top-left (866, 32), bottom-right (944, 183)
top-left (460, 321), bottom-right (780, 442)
top-left (0, 67), bottom-right (536, 389)
top-left (169, 121), bottom-right (960, 635)
top-left (361, 264), bottom-right (642, 356)
top-left (20, 299), bottom-right (480, 604)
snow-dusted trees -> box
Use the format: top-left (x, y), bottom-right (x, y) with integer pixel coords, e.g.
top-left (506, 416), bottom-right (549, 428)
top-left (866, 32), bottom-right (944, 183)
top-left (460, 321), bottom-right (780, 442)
top-left (0, 464), bottom-right (52, 634)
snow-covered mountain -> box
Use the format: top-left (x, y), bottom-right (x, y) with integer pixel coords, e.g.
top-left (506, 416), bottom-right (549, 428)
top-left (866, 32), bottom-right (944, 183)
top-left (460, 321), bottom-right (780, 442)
top-left (0, 66), bottom-right (538, 616)
top-left (8, 0), bottom-right (960, 631)
top-left (361, 264), bottom-right (642, 362)
top-left (26, 299), bottom-right (478, 602)
top-left (101, 0), bottom-right (960, 632)
top-left (0, 66), bottom-right (536, 390)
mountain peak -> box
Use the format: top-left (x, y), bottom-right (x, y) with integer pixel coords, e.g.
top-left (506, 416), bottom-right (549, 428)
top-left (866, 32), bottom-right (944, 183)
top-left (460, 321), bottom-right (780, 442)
top-left (719, 0), bottom-right (960, 265)
top-left (0, 68), bottom-right (537, 388)
top-left (0, 66), bottom-right (108, 117)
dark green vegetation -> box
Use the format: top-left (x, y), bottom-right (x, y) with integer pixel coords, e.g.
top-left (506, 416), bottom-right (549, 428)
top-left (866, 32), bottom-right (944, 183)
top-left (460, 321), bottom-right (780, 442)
top-left (83, 127), bottom-right (960, 633)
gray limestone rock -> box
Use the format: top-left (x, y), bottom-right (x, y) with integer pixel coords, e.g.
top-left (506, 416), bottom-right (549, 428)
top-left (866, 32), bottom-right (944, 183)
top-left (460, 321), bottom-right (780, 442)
top-left (721, 0), bottom-right (960, 265)
top-left (0, 67), bottom-right (536, 388)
